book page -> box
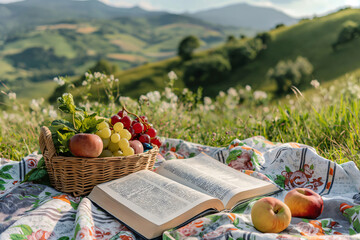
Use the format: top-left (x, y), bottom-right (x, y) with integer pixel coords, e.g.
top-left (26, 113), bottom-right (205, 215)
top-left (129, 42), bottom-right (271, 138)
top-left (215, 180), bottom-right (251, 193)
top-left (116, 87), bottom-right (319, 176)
top-left (156, 153), bottom-right (279, 208)
top-left (96, 170), bottom-right (220, 226)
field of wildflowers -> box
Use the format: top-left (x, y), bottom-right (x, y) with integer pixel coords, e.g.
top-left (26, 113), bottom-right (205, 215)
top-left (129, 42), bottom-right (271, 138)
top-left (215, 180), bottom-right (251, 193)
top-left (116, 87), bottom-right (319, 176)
top-left (1, 72), bottom-right (359, 167)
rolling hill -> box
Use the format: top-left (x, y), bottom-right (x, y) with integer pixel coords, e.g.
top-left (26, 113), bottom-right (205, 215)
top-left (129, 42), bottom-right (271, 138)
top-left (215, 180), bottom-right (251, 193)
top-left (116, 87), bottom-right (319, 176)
top-left (190, 3), bottom-right (298, 30)
top-left (0, 0), bottom-right (254, 99)
top-left (59, 8), bottom-right (360, 101)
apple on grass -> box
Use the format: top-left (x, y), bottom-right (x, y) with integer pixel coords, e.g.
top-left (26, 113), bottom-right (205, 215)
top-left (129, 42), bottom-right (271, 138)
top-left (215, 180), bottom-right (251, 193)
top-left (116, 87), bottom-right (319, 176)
top-left (251, 197), bottom-right (292, 233)
top-left (69, 133), bottom-right (103, 158)
top-left (284, 188), bottom-right (323, 219)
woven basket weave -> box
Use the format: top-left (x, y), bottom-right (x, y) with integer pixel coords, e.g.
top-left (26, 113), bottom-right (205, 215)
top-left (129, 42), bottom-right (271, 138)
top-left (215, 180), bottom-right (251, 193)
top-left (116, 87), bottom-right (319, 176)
top-left (39, 126), bottom-right (158, 197)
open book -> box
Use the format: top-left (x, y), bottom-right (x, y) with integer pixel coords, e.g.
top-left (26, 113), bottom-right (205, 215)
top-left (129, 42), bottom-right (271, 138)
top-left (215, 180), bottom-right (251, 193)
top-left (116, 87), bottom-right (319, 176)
top-left (88, 153), bottom-right (280, 239)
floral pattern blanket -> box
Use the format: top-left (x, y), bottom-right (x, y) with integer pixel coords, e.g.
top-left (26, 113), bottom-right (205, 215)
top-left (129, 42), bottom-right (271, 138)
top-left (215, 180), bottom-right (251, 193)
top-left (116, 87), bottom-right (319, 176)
top-left (1, 136), bottom-right (360, 240)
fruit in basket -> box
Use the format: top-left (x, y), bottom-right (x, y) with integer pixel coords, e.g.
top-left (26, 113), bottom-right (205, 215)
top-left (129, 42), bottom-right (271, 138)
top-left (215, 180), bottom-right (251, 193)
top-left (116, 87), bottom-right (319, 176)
top-left (97, 128), bottom-right (111, 139)
top-left (122, 147), bottom-right (135, 156)
top-left (99, 149), bottom-right (113, 157)
top-left (284, 188), bottom-right (323, 219)
top-left (119, 129), bottom-right (132, 140)
top-left (95, 107), bottom-right (162, 157)
top-left (69, 133), bottom-right (103, 158)
top-left (113, 122), bottom-right (124, 132)
top-left (111, 133), bottom-right (121, 143)
top-left (251, 197), bottom-right (291, 233)
top-left (130, 140), bottom-right (144, 154)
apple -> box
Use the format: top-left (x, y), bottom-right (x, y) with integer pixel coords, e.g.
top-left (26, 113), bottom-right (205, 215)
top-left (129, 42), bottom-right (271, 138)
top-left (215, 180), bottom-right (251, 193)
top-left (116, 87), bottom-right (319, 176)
top-left (284, 188), bottom-right (323, 219)
top-left (129, 140), bottom-right (144, 154)
top-left (69, 133), bottom-right (103, 158)
top-left (251, 197), bottom-right (291, 233)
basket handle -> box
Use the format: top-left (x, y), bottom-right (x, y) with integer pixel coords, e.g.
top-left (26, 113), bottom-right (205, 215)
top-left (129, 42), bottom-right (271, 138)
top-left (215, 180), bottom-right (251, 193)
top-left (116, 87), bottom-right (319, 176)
top-left (39, 126), bottom-right (57, 159)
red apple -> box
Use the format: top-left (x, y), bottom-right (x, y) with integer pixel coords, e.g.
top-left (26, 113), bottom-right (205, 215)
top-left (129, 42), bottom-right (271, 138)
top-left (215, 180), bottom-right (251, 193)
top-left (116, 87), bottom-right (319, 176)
top-left (284, 188), bottom-right (323, 219)
top-left (69, 133), bottom-right (103, 158)
top-left (129, 140), bottom-right (144, 154)
top-left (251, 197), bottom-right (291, 233)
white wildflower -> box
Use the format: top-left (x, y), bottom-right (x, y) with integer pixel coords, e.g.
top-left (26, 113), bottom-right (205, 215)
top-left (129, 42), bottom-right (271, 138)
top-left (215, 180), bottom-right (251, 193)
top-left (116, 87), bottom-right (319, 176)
top-left (30, 99), bottom-right (41, 111)
top-left (119, 96), bottom-right (131, 104)
top-left (253, 91), bottom-right (267, 100)
top-left (139, 95), bottom-right (149, 102)
top-left (204, 97), bottom-right (212, 105)
top-left (53, 77), bottom-right (65, 86)
top-left (227, 87), bottom-right (238, 97)
top-left (245, 85), bottom-right (252, 91)
top-left (48, 106), bottom-right (57, 118)
top-left (182, 88), bottom-right (189, 95)
top-left (12, 105), bottom-right (18, 111)
top-left (85, 72), bottom-right (89, 77)
top-left (168, 71), bottom-right (178, 81)
top-left (310, 80), bottom-right (320, 89)
top-left (8, 92), bottom-right (16, 100)
top-left (82, 81), bottom-right (88, 86)
top-left (114, 78), bottom-right (119, 83)
top-left (219, 91), bottom-right (225, 97)
top-left (94, 72), bottom-right (101, 79)
top-left (146, 91), bottom-right (161, 103)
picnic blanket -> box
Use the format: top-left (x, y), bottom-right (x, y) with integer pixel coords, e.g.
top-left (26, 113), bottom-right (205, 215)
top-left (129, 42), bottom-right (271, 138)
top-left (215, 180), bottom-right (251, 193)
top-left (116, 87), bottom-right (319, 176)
top-left (1, 136), bottom-right (360, 240)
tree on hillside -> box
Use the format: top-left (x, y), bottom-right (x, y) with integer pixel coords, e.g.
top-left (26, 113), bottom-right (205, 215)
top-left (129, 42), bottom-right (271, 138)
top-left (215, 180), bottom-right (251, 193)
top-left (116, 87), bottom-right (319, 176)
top-left (332, 20), bottom-right (360, 51)
top-left (89, 59), bottom-right (119, 75)
top-left (226, 35), bottom-right (236, 44)
top-left (183, 54), bottom-right (231, 92)
top-left (274, 23), bottom-right (285, 29)
top-left (178, 35), bottom-right (200, 61)
top-left (226, 39), bottom-right (264, 69)
top-left (267, 56), bottom-right (313, 95)
top-left (255, 32), bottom-right (272, 45)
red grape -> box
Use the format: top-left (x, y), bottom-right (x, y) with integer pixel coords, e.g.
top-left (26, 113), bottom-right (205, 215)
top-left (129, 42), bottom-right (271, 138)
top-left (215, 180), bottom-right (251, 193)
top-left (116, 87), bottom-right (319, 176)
top-left (151, 137), bottom-right (162, 147)
top-left (139, 134), bottom-right (150, 144)
top-left (140, 115), bottom-right (148, 123)
top-left (120, 116), bottom-right (132, 129)
top-left (129, 128), bottom-right (138, 140)
top-left (147, 128), bottom-right (157, 138)
top-left (117, 110), bottom-right (127, 118)
top-left (111, 115), bottom-right (121, 125)
top-left (133, 122), bottom-right (144, 134)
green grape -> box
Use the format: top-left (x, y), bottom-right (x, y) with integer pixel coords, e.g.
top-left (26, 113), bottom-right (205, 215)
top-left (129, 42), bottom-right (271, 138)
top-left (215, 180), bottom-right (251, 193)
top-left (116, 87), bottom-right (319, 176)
top-left (113, 150), bottom-right (123, 156)
top-left (108, 141), bottom-right (119, 152)
top-left (119, 129), bottom-right (131, 140)
top-left (111, 133), bottom-right (121, 143)
top-left (102, 138), bottom-right (110, 149)
top-left (113, 122), bottom-right (124, 132)
top-left (122, 147), bottom-right (134, 156)
top-left (99, 128), bottom-right (111, 139)
top-left (99, 150), bottom-right (113, 158)
top-left (118, 138), bottom-right (130, 150)
top-left (97, 121), bottom-right (109, 130)
top-left (96, 131), bottom-right (102, 138)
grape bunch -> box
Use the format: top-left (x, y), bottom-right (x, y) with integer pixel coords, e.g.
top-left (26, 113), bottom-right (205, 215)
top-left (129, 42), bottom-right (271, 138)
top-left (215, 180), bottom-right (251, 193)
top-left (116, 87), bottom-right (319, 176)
top-left (96, 109), bottom-right (161, 157)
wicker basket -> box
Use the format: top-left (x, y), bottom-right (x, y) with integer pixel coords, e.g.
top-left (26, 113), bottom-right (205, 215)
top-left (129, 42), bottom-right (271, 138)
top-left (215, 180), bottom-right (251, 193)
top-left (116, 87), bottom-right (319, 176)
top-left (39, 126), bottom-right (158, 196)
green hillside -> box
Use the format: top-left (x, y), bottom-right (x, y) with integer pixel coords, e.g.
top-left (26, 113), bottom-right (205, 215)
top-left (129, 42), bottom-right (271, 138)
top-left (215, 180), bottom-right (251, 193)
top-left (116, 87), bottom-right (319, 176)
top-left (0, 14), bottom-right (249, 99)
top-left (61, 8), bottom-right (360, 101)
top-left (229, 8), bottom-right (360, 89)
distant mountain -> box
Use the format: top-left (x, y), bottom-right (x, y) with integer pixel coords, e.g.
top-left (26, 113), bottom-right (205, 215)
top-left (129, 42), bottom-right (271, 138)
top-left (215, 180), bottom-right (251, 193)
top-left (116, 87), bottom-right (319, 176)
top-left (0, 0), bottom-right (164, 36)
top-left (190, 3), bottom-right (298, 30)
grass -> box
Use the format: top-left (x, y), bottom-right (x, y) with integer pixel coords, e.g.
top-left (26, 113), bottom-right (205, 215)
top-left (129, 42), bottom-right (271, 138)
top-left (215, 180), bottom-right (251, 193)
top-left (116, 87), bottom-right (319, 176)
top-left (1, 71), bottom-right (360, 168)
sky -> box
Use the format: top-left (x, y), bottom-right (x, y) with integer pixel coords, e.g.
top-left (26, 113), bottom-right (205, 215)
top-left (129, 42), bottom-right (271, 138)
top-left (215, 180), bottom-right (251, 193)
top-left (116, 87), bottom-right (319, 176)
top-left (0, 0), bottom-right (359, 17)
